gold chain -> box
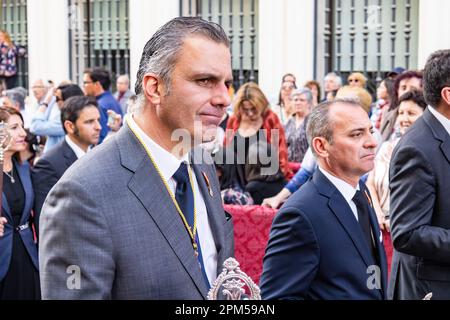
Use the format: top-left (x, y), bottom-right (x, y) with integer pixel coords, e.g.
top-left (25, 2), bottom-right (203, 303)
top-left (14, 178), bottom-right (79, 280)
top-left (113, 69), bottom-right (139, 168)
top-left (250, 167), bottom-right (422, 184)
top-left (126, 118), bottom-right (198, 252)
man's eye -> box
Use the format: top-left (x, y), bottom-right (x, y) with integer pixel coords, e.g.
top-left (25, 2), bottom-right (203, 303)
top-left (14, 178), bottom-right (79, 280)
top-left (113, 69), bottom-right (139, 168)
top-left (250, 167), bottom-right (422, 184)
top-left (197, 79), bottom-right (210, 86)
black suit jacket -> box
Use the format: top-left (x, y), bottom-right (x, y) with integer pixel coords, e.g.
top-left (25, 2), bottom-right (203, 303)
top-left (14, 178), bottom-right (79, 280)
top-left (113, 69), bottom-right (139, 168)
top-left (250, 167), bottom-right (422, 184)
top-left (260, 169), bottom-right (387, 300)
top-left (389, 108), bottom-right (450, 300)
top-left (32, 139), bottom-right (78, 220)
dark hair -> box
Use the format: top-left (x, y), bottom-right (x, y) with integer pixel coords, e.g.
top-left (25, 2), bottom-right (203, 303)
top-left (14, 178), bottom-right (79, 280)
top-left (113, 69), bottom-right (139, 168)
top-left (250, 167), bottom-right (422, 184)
top-left (135, 16), bottom-right (230, 96)
top-left (282, 73), bottom-right (296, 84)
top-left (391, 70), bottom-right (423, 109)
top-left (305, 80), bottom-right (322, 102)
top-left (423, 49), bottom-right (450, 108)
top-left (84, 67), bottom-right (111, 91)
top-left (60, 96), bottom-right (99, 134)
top-left (383, 77), bottom-right (396, 103)
top-left (398, 89), bottom-right (427, 110)
top-left (25, 128), bottom-right (40, 154)
top-left (57, 83), bottom-right (84, 101)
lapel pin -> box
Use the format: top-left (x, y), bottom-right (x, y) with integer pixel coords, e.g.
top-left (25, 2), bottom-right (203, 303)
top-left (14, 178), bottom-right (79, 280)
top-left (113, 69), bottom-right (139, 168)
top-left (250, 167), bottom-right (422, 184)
top-left (202, 171), bottom-right (213, 197)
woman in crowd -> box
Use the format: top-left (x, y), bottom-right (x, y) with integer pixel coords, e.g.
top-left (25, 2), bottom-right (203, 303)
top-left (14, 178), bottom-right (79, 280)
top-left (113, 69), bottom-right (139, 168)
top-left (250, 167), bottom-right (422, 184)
top-left (366, 89), bottom-right (427, 271)
top-left (370, 78), bottom-right (395, 129)
top-left (272, 76), bottom-right (297, 125)
top-left (284, 88), bottom-right (313, 163)
top-left (0, 107), bottom-right (40, 300)
top-left (304, 80), bottom-right (321, 107)
top-left (218, 82), bottom-right (292, 205)
top-left (347, 72), bottom-right (367, 88)
top-left (379, 70), bottom-right (423, 142)
top-left (0, 30), bottom-right (18, 89)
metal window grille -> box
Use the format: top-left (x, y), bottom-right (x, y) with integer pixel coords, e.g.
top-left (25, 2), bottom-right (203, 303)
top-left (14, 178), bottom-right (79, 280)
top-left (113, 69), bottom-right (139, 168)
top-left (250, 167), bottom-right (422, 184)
top-left (318, 0), bottom-right (419, 94)
top-left (68, 0), bottom-right (130, 90)
top-left (0, 0), bottom-right (28, 89)
top-left (180, 0), bottom-right (259, 91)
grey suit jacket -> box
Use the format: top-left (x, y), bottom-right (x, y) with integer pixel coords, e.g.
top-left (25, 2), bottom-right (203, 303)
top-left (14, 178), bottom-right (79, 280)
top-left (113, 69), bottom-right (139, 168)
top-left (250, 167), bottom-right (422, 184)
top-left (39, 123), bottom-right (234, 299)
top-left (388, 108), bottom-right (450, 300)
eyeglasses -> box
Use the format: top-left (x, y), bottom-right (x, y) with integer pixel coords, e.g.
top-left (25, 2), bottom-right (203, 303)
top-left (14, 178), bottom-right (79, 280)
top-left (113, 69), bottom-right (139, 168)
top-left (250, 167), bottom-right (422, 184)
top-left (282, 85), bottom-right (295, 91)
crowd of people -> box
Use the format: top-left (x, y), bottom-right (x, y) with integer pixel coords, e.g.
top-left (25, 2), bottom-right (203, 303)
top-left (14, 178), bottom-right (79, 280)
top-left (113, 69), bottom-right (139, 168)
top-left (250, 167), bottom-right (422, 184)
top-left (0, 20), bottom-right (449, 300)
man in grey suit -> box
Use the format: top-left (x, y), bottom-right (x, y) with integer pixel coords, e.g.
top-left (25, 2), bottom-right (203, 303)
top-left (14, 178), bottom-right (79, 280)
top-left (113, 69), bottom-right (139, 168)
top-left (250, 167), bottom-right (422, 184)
top-left (39, 17), bottom-right (235, 299)
top-left (389, 49), bottom-right (450, 299)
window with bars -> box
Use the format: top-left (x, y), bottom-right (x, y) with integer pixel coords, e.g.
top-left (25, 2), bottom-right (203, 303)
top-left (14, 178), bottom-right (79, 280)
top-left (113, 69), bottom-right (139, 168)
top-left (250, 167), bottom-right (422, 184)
top-left (319, 0), bottom-right (419, 93)
top-left (180, 0), bottom-right (259, 91)
top-left (68, 0), bottom-right (130, 90)
top-left (0, 0), bottom-right (28, 89)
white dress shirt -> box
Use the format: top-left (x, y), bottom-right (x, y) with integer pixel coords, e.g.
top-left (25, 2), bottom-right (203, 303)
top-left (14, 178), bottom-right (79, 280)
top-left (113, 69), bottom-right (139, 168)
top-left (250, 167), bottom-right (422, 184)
top-left (428, 105), bottom-right (450, 136)
top-left (65, 135), bottom-right (92, 159)
top-left (319, 166), bottom-right (360, 221)
top-left (126, 114), bottom-right (218, 286)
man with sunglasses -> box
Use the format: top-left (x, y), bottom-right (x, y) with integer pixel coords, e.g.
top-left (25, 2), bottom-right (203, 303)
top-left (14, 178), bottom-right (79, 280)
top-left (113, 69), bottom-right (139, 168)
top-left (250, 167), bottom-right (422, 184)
top-left (83, 67), bottom-right (123, 143)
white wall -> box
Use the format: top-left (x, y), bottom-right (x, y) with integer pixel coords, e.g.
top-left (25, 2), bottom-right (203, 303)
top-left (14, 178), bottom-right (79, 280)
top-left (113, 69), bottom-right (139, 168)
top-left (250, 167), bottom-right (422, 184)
top-left (27, 0), bottom-right (69, 88)
top-left (258, 0), bottom-right (316, 104)
top-left (418, 0), bottom-right (450, 69)
top-left (129, 0), bottom-right (179, 91)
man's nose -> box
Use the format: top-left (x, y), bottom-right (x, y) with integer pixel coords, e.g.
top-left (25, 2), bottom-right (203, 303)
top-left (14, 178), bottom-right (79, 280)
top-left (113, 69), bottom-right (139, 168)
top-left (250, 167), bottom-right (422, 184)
top-left (211, 83), bottom-right (231, 108)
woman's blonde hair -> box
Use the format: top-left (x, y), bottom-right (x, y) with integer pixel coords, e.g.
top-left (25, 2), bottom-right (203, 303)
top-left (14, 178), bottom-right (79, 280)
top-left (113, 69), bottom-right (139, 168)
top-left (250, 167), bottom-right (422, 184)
top-left (233, 82), bottom-right (269, 120)
top-left (336, 85), bottom-right (373, 113)
top-left (0, 30), bottom-right (14, 47)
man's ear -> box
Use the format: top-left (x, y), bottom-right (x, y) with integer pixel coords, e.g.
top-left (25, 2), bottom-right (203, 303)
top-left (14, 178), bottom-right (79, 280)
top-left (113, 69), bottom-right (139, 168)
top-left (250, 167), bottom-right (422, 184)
top-left (441, 87), bottom-right (450, 105)
top-left (312, 137), bottom-right (329, 158)
top-left (64, 120), bottom-right (75, 135)
top-left (142, 73), bottom-right (164, 105)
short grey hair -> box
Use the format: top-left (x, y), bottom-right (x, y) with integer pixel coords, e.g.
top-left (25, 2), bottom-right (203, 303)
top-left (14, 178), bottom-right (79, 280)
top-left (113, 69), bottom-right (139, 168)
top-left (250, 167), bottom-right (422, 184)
top-left (324, 72), bottom-right (343, 87)
top-left (134, 17), bottom-right (230, 107)
top-left (307, 98), bottom-right (362, 157)
top-left (4, 89), bottom-right (25, 110)
top-left (117, 74), bottom-right (130, 84)
top-left (291, 87), bottom-right (313, 106)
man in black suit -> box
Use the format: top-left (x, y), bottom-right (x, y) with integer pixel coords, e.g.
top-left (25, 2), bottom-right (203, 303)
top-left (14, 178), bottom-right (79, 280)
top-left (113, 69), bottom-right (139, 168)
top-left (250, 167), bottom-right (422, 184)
top-left (260, 99), bottom-right (388, 300)
top-left (389, 49), bottom-right (450, 300)
top-left (32, 96), bottom-right (101, 217)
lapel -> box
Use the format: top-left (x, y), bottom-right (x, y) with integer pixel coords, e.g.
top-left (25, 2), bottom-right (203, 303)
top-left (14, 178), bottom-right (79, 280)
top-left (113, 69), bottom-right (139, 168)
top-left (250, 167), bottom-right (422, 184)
top-left (1, 191), bottom-right (12, 221)
top-left (313, 170), bottom-right (374, 268)
top-left (191, 149), bottom-right (226, 274)
top-left (62, 139), bottom-right (78, 169)
top-left (423, 108), bottom-right (450, 165)
top-left (118, 125), bottom-right (208, 298)
top-left (15, 160), bottom-right (33, 225)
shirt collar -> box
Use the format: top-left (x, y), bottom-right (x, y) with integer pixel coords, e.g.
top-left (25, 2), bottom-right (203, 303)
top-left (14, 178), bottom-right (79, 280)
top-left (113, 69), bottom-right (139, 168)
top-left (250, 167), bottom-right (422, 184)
top-left (428, 105), bottom-right (450, 136)
top-left (125, 113), bottom-right (189, 182)
top-left (318, 166), bottom-right (360, 203)
top-left (65, 135), bottom-right (91, 159)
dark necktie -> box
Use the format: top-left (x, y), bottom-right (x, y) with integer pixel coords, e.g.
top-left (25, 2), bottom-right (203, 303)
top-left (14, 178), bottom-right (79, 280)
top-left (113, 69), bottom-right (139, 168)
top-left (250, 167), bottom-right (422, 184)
top-left (173, 163), bottom-right (210, 289)
top-left (352, 190), bottom-right (376, 260)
